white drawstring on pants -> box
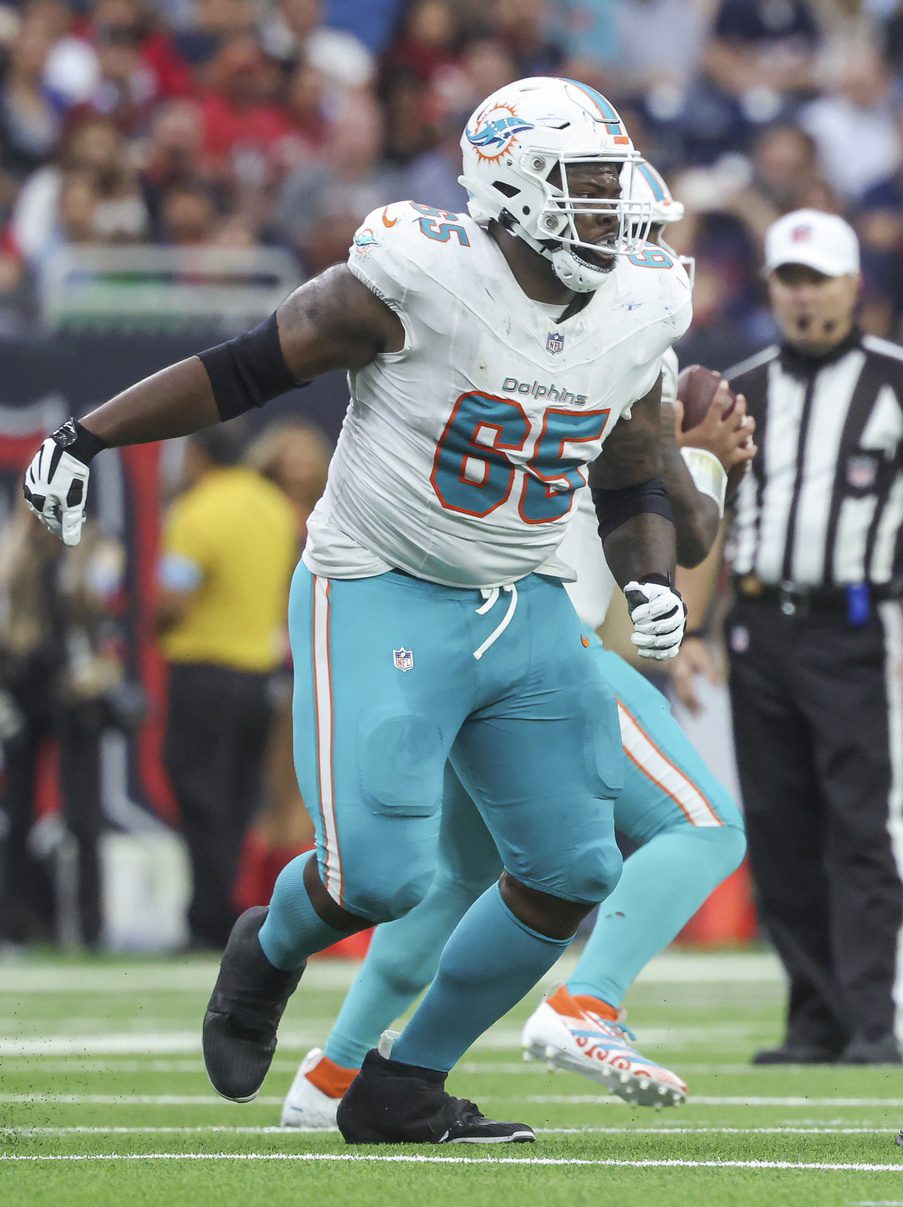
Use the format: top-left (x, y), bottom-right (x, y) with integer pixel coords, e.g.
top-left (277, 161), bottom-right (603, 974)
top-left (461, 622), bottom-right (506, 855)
top-left (473, 583), bottom-right (518, 660)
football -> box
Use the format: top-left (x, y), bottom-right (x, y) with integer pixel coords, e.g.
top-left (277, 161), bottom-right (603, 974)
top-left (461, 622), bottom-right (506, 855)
top-left (676, 364), bottom-right (737, 432)
top-left (676, 363), bottom-right (749, 497)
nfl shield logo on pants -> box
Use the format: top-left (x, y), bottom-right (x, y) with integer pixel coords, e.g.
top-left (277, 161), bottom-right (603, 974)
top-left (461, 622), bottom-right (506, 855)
top-left (546, 331), bottom-right (565, 355)
top-left (393, 647), bottom-right (414, 672)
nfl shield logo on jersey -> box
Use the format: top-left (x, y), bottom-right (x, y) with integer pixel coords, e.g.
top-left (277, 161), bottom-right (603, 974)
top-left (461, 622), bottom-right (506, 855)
top-left (393, 647), bottom-right (414, 672)
top-left (547, 331), bottom-right (565, 355)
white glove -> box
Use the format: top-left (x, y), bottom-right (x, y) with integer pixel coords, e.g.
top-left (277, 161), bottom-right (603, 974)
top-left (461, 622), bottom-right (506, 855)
top-left (23, 419), bottom-right (103, 547)
top-left (624, 578), bottom-right (687, 662)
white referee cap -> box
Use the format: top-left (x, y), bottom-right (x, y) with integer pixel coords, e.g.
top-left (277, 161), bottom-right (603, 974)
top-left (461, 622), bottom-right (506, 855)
top-left (764, 209), bottom-right (860, 277)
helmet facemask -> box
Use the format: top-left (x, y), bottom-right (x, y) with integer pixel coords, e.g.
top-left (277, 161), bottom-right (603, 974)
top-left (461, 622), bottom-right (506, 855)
top-left (464, 150), bottom-right (653, 293)
top-left (534, 155), bottom-right (653, 291)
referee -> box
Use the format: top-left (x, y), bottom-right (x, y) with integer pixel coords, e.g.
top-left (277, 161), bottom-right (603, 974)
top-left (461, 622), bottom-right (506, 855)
top-left (725, 209), bottom-right (903, 1065)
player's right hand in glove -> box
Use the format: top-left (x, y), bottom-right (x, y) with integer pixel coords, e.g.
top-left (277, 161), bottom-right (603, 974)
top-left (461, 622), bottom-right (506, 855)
top-left (624, 575), bottom-right (687, 662)
top-left (23, 418), bottom-right (107, 547)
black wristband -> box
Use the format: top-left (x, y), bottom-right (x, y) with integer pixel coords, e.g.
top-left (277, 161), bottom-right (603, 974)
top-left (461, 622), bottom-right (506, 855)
top-left (638, 572), bottom-right (673, 589)
top-left (51, 418), bottom-right (108, 465)
top-left (592, 478), bottom-right (673, 542)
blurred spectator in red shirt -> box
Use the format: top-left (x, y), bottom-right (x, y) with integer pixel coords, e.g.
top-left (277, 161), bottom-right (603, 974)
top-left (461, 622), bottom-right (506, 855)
top-left (383, 0), bottom-right (460, 85)
top-left (198, 33), bottom-right (290, 188)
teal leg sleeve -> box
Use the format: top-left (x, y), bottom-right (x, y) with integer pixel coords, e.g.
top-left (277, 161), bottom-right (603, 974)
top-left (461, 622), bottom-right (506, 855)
top-left (391, 882), bottom-right (571, 1073)
top-left (567, 643), bottom-right (746, 1007)
top-left (258, 853), bottom-right (350, 971)
top-left (326, 767), bottom-right (502, 1069)
top-left (568, 826), bottom-right (745, 1006)
top-left (325, 874), bottom-right (484, 1068)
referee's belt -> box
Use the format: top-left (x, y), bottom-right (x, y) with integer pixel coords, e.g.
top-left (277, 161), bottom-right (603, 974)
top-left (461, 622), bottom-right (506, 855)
top-left (734, 575), bottom-right (902, 618)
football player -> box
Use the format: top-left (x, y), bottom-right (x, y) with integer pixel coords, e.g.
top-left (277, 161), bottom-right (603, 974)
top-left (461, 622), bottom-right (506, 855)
top-left (280, 161), bottom-right (754, 1129)
top-left (25, 78), bottom-right (711, 1145)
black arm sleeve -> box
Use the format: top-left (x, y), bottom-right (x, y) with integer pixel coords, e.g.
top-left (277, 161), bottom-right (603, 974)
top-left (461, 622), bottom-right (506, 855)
top-left (591, 478), bottom-right (673, 542)
top-left (198, 313), bottom-right (306, 421)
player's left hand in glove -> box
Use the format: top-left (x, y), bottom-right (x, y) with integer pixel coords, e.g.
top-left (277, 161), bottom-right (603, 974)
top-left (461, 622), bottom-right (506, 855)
top-left (624, 576), bottom-right (687, 662)
top-left (23, 418), bottom-right (107, 547)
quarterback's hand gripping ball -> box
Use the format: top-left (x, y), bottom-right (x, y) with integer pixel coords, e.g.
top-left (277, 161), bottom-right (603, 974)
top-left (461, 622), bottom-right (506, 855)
top-left (23, 420), bottom-right (95, 547)
top-left (624, 578), bottom-right (688, 662)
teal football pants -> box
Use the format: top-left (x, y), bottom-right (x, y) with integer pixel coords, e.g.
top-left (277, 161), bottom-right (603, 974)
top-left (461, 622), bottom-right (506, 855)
top-left (324, 636), bottom-right (746, 1069)
top-left (288, 564), bottom-right (625, 922)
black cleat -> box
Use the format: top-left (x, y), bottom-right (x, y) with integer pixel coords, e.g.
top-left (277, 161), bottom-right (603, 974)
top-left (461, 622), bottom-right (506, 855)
top-left (841, 1034), bottom-right (902, 1065)
top-left (752, 1043), bottom-right (841, 1065)
top-left (202, 907), bottom-right (304, 1102)
top-left (336, 1033), bottom-right (535, 1145)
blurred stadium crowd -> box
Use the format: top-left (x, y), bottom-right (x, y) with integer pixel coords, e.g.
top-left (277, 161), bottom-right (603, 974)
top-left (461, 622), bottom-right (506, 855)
top-left (2, 0), bottom-right (903, 952)
top-left (0, 0), bottom-right (902, 355)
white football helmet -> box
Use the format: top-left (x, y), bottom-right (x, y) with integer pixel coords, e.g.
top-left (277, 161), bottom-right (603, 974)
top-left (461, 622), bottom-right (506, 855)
top-left (627, 159), bottom-right (696, 289)
top-left (459, 76), bottom-right (652, 292)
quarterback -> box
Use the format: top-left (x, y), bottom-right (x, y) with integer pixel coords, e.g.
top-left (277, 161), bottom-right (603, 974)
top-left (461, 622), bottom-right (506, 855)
top-left (27, 78), bottom-right (695, 1145)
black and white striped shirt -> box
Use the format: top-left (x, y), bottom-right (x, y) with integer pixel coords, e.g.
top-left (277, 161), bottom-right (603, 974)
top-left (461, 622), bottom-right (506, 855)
top-left (727, 330), bottom-right (903, 588)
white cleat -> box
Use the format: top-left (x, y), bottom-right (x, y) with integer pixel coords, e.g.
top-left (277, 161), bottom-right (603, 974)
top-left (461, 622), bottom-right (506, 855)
top-left (280, 1047), bottom-right (353, 1129)
top-left (522, 986), bottom-right (688, 1108)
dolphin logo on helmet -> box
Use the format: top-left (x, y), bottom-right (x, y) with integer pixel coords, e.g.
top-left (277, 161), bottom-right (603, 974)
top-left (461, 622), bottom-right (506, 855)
top-left (466, 110), bottom-right (536, 160)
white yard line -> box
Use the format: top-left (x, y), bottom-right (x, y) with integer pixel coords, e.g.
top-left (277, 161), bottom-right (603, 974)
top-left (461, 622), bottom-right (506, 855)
top-left (0, 1023), bottom-right (770, 1057)
top-left (0, 1058), bottom-right (772, 1076)
top-left (0, 1153), bottom-right (900, 1172)
top-left (0, 1094), bottom-right (284, 1105)
top-left (5, 1092), bottom-right (903, 1108)
top-left (0, 951), bottom-right (784, 995)
top-left (1, 1125), bottom-right (898, 1137)
top-left (516, 1096), bottom-right (903, 1108)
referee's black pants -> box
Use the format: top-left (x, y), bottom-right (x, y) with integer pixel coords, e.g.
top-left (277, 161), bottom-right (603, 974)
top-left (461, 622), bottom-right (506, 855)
top-left (164, 662), bottom-right (273, 949)
top-left (727, 598), bottom-right (903, 1050)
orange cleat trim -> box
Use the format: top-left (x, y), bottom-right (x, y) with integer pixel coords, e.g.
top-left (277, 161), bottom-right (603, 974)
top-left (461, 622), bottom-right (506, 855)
top-left (305, 1053), bottom-right (357, 1099)
top-left (546, 984), bottom-right (620, 1021)
top-left (571, 992), bottom-right (619, 1021)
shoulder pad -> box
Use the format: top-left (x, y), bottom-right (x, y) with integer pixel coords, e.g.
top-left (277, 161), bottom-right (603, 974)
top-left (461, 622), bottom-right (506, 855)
top-left (348, 201), bottom-right (475, 309)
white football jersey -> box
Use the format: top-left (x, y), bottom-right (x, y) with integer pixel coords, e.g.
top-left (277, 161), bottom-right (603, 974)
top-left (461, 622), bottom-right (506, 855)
top-left (561, 347), bottom-right (679, 629)
top-left (303, 202), bottom-right (691, 589)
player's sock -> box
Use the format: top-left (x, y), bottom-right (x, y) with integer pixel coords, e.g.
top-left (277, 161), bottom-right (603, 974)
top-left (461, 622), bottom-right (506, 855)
top-left (258, 852), bottom-right (351, 971)
top-left (325, 876), bottom-right (476, 1069)
top-left (567, 826), bottom-right (743, 1006)
top-left (390, 882), bottom-right (572, 1072)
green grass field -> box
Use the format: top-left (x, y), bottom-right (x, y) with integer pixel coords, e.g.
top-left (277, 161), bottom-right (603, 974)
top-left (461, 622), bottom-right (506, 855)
top-left (2, 948), bottom-right (903, 1206)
